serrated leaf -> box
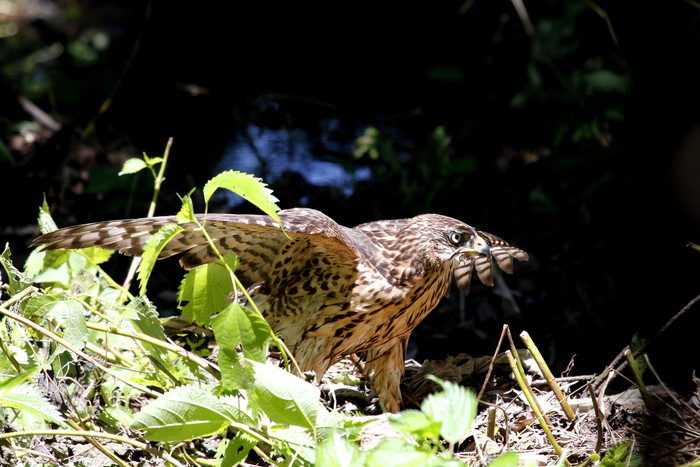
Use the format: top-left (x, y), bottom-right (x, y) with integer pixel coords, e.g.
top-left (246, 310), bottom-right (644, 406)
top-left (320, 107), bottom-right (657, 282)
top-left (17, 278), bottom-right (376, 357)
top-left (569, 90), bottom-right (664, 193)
top-left (0, 380), bottom-right (66, 427)
top-left (81, 247), bottom-right (114, 265)
top-left (177, 192), bottom-right (196, 223)
top-left (47, 299), bottom-right (89, 352)
top-left (23, 295), bottom-right (58, 319)
top-left (389, 409), bottom-right (442, 441)
top-left (421, 376), bottom-right (477, 445)
top-left (248, 359), bottom-right (319, 429)
top-left (177, 254), bottom-right (238, 325)
top-left (212, 303), bottom-right (265, 391)
top-left (316, 430), bottom-right (366, 467)
top-left (30, 262), bottom-right (70, 287)
top-left (137, 223), bottom-right (184, 296)
top-left (221, 432), bottom-right (257, 467)
top-left (128, 297), bottom-right (177, 378)
top-left (1, 244), bottom-right (32, 294)
top-left (37, 198), bottom-right (58, 234)
top-left (24, 249), bottom-right (46, 279)
top-left (131, 385), bottom-right (231, 442)
top-left (202, 171), bottom-right (281, 223)
top-left (213, 302), bottom-right (271, 364)
top-left (219, 394), bottom-right (256, 426)
top-left (119, 158), bottom-right (148, 175)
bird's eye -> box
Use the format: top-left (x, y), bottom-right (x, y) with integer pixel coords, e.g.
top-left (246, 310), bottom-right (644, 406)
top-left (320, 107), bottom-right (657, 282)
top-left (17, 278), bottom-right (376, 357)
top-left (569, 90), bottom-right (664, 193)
top-left (448, 231), bottom-right (464, 245)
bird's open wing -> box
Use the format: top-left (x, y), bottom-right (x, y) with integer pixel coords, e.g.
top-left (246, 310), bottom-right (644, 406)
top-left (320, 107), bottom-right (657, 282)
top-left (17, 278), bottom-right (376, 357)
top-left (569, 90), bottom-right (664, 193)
top-left (453, 231), bottom-right (528, 293)
top-left (31, 208), bottom-right (362, 288)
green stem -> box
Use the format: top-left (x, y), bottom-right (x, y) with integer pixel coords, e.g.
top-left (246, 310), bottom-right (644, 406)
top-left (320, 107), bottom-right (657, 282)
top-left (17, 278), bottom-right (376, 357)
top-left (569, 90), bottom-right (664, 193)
top-left (0, 297), bottom-right (160, 398)
top-left (0, 429), bottom-right (183, 467)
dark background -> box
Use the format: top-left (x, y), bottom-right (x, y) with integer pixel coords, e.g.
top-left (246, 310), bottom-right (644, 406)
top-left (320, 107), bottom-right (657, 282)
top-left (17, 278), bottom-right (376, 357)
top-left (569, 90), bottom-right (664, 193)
top-left (2, 1), bottom-right (700, 392)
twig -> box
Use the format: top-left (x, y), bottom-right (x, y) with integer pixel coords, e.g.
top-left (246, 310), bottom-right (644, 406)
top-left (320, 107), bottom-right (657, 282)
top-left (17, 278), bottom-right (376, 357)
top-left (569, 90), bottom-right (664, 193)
top-left (122, 137), bottom-right (174, 292)
top-left (0, 429), bottom-right (184, 467)
top-left (0, 296), bottom-right (160, 398)
top-left (477, 324), bottom-right (509, 401)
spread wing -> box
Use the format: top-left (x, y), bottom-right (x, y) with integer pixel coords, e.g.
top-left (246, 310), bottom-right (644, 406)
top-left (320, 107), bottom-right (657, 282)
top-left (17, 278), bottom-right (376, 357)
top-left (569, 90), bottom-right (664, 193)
top-left (453, 230), bottom-right (528, 293)
top-left (31, 208), bottom-right (362, 288)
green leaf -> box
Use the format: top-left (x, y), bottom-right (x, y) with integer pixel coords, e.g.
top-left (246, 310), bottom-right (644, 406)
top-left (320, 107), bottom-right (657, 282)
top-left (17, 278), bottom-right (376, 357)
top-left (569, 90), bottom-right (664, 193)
top-left (421, 376), bottom-right (477, 445)
top-left (0, 380), bottom-right (66, 427)
top-left (316, 430), bottom-right (366, 467)
top-left (487, 452), bottom-right (519, 467)
top-left (137, 223), bottom-right (184, 296)
top-left (212, 302), bottom-right (271, 364)
top-left (202, 170), bottom-right (281, 223)
top-left (212, 302), bottom-right (270, 391)
top-left (219, 394), bottom-right (256, 426)
top-left (177, 192), bottom-right (196, 223)
top-left (119, 157), bottom-right (149, 175)
top-left (37, 198), bottom-right (58, 234)
top-left (248, 359), bottom-right (320, 429)
top-left (142, 153), bottom-right (163, 166)
top-left (131, 385), bottom-right (231, 442)
top-left (220, 433), bottom-right (257, 467)
top-left (177, 254), bottom-right (238, 325)
top-left (600, 440), bottom-right (644, 467)
top-left (389, 409), bottom-right (442, 441)
top-left (81, 247), bottom-right (114, 265)
top-left (1, 244), bottom-right (32, 295)
top-left (48, 299), bottom-right (89, 352)
top-left (128, 297), bottom-right (178, 379)
top-left (365, 437), bottom-right (434, 467)
top-left (29, 261), bottom-right (70, 287)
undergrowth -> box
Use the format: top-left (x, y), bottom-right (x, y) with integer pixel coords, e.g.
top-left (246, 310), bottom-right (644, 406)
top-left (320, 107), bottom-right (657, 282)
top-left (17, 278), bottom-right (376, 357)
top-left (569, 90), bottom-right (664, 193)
top-left (0, 144), bottom-right (525, 466)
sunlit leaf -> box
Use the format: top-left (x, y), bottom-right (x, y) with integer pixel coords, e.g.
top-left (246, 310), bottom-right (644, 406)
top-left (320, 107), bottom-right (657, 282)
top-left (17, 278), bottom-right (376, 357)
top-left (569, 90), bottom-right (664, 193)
top-left (1, 245), bottom-right (32, 294)
top-left (138, 223), bottom-right (184, 296)
top-left (421, 376), bottom-right (476, 445)
top-left (316, 430), bottom-right (366, 467)
top-left (48, 299), bottom-right (89, 352)
top-left (131, 385), bottom-right (231, 442)
top-left (202, 170), bottom-right (281, 223)
top-left (118, 157), bottom-right (148, 175)
top-left (0, 379), bottom-right (66, 427)
top-left (248, 359), bottom-right (319, 429)
top-left (389, 409), bottom-right (441, 441)
top-left (177, 254), bottom-right (238, 325)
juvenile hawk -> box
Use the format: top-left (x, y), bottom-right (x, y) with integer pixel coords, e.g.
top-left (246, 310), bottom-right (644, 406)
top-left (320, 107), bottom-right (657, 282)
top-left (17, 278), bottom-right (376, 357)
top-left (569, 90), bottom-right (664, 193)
top-left (32, 208), bottom-right (527, 412)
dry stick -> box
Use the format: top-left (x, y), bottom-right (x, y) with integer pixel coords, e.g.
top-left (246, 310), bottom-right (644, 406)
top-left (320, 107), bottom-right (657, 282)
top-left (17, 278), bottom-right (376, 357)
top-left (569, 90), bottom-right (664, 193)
top-left (588, 384), bottom-right (605, 456)
top-left (520, 330), bottom-right (575, 421)
top-left (477, 324), bottom-right (510, 401)
top-left (594, 291), bottom-right (700, 393)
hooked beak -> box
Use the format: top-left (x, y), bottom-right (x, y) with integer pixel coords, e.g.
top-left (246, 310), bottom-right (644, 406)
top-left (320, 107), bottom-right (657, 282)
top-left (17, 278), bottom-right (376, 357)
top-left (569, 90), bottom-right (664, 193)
top-left (457, 235), bottom-right (490, 261)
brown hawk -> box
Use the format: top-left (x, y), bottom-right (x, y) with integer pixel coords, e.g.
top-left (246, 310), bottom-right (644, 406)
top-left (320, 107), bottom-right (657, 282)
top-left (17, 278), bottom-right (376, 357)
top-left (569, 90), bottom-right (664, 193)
top-left (31, 208), bottom-right (527, 412)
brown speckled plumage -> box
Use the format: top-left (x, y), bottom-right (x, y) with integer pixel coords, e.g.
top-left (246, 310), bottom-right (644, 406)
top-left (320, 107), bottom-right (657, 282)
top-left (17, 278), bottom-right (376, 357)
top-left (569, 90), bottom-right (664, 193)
top-left (32, 207), bottom-right (527, 412)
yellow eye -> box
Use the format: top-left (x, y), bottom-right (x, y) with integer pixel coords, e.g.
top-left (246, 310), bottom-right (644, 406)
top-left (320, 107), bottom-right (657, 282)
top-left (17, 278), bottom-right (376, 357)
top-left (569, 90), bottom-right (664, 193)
top-left (448, 231), bottom-right (463, 245)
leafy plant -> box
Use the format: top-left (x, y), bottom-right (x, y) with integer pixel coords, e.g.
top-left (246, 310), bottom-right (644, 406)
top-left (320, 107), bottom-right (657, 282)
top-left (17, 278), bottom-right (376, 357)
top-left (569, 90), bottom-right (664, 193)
top-left (1, 146), bottom-right (502, 465)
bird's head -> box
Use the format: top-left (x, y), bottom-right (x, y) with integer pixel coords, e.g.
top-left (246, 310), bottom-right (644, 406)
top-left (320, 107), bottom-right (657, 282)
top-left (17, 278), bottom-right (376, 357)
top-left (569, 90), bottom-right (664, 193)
top-left (404, 215), bottom-right (490, 267)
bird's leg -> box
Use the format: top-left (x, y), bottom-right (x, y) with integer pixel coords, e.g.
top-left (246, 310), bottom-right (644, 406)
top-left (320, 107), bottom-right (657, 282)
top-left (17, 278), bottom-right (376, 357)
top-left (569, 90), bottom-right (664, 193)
top-left (365, 336), bottom-right (409, 413)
